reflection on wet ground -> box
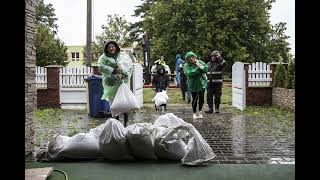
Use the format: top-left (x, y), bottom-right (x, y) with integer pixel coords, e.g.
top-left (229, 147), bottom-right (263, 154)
top-left (30, 104), bottom-right (295, 164)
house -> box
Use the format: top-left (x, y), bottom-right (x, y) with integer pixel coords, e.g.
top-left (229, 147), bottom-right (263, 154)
top-left (66, 45), bottom-right (85, 66)
top-left (66, 45), bottom-right (137, 66)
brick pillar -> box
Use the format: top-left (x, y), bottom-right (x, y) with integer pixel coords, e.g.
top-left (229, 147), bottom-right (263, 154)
top-left (91, 65), bottom-right (101, 75)
top-left (45, 65), bottom-right (61, 108)
top-left (25, 0), bottom-right (36, 156)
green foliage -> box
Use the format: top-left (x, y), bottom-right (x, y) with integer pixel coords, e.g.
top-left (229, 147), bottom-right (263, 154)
top-left (286, 59), bottom-right (295, 89)
top-left (132, 0), bottom-right (292, 73)
top-left (36, 25), bottom-right (68, 66)
top-left (92, 14), bottom-right (134, 63)
top-left (35, 0), bottom-right (58, 33)
top-left (273, 62), bottom-right (287, 88)
top-left (35, 0), bottom-right (68, 67)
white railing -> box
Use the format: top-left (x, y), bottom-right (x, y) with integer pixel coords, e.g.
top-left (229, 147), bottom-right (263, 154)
top-left (248, 62), bottom-right (272, 87)
top-left (35, 66), bottom-right (47, 89)
top-left (35, 66), bottom-right (93, 89)
top-left (60, 66), bottom-right (93, 88)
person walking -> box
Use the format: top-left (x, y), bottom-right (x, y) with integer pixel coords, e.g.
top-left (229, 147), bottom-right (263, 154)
top-left (183, 51), bottom-right (208, 119)
top-left (98, 40), bottom-right (133, 127)
top-left (205, 50), bottom-right (227, 113)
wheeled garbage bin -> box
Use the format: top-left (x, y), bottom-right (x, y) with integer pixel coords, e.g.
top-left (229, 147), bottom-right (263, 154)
top-left (84, 75), bottom-right (110, 118)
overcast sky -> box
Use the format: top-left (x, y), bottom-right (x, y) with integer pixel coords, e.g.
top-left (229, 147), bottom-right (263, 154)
top-left (44, 0), bottom-right (295, 55)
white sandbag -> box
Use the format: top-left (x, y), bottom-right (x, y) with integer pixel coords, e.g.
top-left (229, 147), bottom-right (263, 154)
top-left (45, 132), bottom-right (102, 160)
top-left (152, 91), bottom-right (169, 107)
top-left (154, 127), bottom-right (188, 160)
top-left (99, 118), bottom-right (134, 160)
top-left (110, 82), bottom-right (140, 117)
top-left (125, 123), bottom-right (158, 160)
top-left (179, 123), bottom-right (216, 165)
top-left (154, 113), bottom-right (186, 128)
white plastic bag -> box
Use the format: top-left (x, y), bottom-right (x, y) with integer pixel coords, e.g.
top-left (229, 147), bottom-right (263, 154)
top-left (110, 82), bottom-right (140, 116)
top-left (154, 113), bottom-right (186, 128)
top-left (44, 132), bottom-right (102, 160)
top-left (98, 118), bottom-right (134, 160)
top-left (152, 91), bottom-right (169, 107)
top-left (154, 127), bottom-right (188, 160)
top-left (179, 123), bottom-right (216, 165)
top-left (125, 123), bottom-right (158, 160)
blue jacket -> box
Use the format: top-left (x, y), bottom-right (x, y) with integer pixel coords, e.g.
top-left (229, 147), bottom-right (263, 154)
top-left (175, 54), bottom-right (182, 73)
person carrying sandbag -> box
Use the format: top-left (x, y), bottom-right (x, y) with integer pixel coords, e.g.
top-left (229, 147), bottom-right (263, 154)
top-left (98, 40), bottom-right (133, 127)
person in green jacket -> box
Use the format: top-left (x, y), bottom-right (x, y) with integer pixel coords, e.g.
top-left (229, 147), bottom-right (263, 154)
top-left (184, 51), bottom-right (208, 119)
top-left (98, 40), bottom-right (133, 127)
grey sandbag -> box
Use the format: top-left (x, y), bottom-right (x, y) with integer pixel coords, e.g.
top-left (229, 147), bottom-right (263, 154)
top-left (99, 118), bottom-right (134, 160)
top-left (125, 123), bottom-right (158, 160)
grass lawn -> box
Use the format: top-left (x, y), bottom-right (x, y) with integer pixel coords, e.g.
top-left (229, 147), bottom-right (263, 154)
top-left (144, 85), bottom-right (232, 105)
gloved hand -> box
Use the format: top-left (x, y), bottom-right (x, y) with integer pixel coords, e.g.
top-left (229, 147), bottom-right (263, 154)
top-left (112, 67), bottom-right (122, 74)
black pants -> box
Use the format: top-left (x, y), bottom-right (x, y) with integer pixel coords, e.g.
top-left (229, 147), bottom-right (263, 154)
top-left (191, 90), bottom-right (205, 113)
top-left (207, 82), bottom-right (222, 109)
top-left (115, 113), bottom-right (129, 127)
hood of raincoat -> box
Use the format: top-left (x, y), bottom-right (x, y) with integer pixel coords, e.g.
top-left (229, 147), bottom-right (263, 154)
top-left (185, 51), bottom-right (197, 62)
top-left (104, 40), bottom-right (121, 58)
top-left (176, 54), bottom-right (181, 59)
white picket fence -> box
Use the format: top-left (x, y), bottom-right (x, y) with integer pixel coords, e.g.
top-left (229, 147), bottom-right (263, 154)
top-left (35, 66), bottom-right (47, 89)
top-left (60, 66), bottom-right (93, 88)
top-left (35, 66), bottom-right (93, 88)
top-left (248, 62), bottom-right (272, 87)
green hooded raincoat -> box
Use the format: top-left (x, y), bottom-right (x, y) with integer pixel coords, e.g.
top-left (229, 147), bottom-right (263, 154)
top-left (98, 41), bottom-right (133, 101)
top-left (183, 51), bottom-right (208, 92)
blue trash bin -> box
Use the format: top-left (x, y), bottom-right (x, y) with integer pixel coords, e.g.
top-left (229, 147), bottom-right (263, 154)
top-left (85, 75), bottom-right (110, 118)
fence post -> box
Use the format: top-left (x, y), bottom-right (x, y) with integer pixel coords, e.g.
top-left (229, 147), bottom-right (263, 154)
top-left (91, 65), bottom-right (101, 76)
top-left (44, 65), bottom-right (61, 108)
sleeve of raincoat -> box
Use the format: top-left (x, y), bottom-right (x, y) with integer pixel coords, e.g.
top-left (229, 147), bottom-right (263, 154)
top-left (198, 60), bottom-right (208, 73)
top-left (98, 55), bottom-right (115, 78)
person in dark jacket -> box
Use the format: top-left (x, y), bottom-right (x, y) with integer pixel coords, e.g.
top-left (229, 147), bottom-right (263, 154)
top-left (205, 50), bottom-right (227, 113)
top-left (152, 67), bottom-right (170, 93)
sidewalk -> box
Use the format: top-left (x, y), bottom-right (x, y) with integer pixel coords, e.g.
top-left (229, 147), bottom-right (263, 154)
top-left (29, 104), bottom-right (295, 165)
top-left (26, 161), bottom-right (294, 180)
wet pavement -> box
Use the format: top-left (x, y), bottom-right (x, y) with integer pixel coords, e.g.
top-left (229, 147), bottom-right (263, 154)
top-left (29, 104), bottom-right (295, 164)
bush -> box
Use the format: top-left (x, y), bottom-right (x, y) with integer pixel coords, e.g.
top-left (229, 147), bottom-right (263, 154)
top-left (273, 62), bottom-right (287, 88)
top-left (286, 60), bottom-right (295, 89)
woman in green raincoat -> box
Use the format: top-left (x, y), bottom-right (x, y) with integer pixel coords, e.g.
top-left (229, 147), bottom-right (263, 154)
top-left (98, 40), bottom-right (133, 127)
top-left (184, 51), bottom-right (208, 119)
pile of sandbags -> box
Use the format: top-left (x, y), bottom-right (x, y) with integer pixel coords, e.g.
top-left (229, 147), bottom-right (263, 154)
top-left (36, 113), bottom-right (215, 165)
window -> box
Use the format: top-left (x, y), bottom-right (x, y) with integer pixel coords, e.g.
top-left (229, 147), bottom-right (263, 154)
top-left (71, 52), bottom-right (80, 61)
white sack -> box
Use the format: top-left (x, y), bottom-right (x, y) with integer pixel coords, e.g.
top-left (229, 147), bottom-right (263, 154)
top-left (99, 118), bottom-right (134, 160)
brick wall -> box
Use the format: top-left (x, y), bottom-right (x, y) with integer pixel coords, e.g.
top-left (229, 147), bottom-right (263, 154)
top-left (272, 87), bottom-right (295, 111)
top-left (246, 87), bottom-right (272, 106)
top-left (25, 0), bottom-right (37, 155)
top-left (37, 66), bottom-right (61, 108)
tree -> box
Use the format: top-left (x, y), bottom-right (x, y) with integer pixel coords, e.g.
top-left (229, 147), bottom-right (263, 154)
top-left (133, 0), bottom-right (292, 73)
top-left (273, 62), bottom-right (287, 88)
top-left (35, 0), bottom-right (68, 66)
top-left (286, 58), bottom-right (295, 89)
top-left (35, 0), bottom-right (58, 34)
top-left (36, 25), bottom-right (68, 66)
top-left (92, 14), bottom-right (134, 62)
